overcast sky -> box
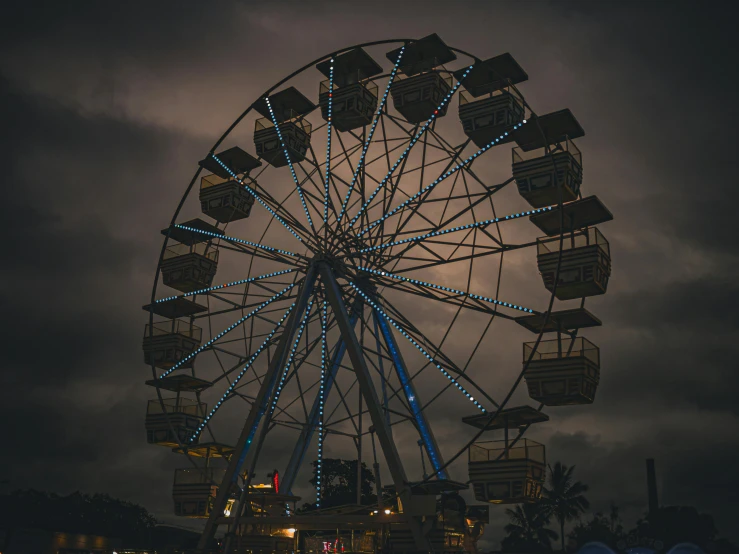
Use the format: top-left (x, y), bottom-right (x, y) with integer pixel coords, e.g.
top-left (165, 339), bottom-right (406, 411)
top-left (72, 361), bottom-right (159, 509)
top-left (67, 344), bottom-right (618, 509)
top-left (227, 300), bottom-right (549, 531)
top-left (1, 0), bottom-right (738, 548)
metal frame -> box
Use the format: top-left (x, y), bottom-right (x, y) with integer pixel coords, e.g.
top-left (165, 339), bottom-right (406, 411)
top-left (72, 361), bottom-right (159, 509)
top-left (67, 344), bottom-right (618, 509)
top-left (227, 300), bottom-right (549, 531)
top-left (140, 35), bottom-right (608, 554)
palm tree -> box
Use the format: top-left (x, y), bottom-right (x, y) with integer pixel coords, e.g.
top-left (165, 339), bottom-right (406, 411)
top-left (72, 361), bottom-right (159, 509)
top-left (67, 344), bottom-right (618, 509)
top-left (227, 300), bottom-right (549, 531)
top-left (504, 503), bottom-right (558, 551)
top-left (542, 462), bottom-right (590, 552)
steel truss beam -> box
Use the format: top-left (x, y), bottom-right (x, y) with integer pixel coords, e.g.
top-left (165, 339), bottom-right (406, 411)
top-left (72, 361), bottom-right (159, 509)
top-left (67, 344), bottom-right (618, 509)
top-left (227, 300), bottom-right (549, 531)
top-left (281, 293), bottom-right (365, 496)
top-left (319, 262), bottom-right (430, 551)
top-left (372, 302), bottom-right (448, 480)
top-left (197, 265), bottom-right (318, 551)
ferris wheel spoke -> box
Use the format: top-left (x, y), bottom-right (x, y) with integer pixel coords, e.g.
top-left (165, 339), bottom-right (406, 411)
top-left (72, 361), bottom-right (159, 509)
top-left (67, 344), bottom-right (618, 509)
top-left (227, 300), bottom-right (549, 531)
top-left (358, 119), bottom-right (530, 239)
top-left (336, 47), bottom-right (406, 227)
top-left (154, 268), bottom-right (296, 305)
top-left (377, 182), bottom-right (514, 267)
top-left (346, 66), bottom-right (475, 232)
top-left (383, 237), bottom-right (540, 274)
top-left (172, 224), bottom-right (306, 265)
top-left (263, 97), bottom-right (318, 234)
top-left (157, 282), bottom-right (299, 379)
top-left (347, 281), bottom-right (486, 413)
top-left (378, 293), bottom-right (499, 409)
top-left (208, 153), bottom-right (307, 245)
top-left (243, 175), bottom-right (317, 241)
top-left (356, 268), bottom-right (535, 319)
top-left (371, 305), bottom-right (448, 478)
top-left (358, 205), bottom-right (552, 256)
top-left (281, 293), bottom-right (365, 496)
top-left (365, 120), bottom-right (527, 242)
top-left (189, 302), bottom-right (298, 443)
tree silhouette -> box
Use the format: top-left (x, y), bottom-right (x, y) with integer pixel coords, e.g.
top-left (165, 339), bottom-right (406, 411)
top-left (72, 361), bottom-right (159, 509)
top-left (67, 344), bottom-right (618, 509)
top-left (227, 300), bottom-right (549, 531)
top-left (0, 489), bottom-right (157, 547)
top-left (634, 506), bottom-right (717, 549)
top-left (502, 503), bottom-right (558, 553)
top-left (542, 462), bottom-right (590, 552)
top-left (298, 458), bottom-right (376, 511)
top-left (568, 511), bottom-right (623, 548)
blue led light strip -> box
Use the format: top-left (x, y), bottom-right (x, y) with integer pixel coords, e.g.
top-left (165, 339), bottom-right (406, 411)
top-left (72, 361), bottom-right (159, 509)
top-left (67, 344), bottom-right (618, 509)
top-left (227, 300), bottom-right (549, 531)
top-left (172, 225), bottom-right (298, 257)
top-left (356, 266), bottom-right (535, 313)
top-left (346, 65), bottom-right (475, 231)
top-left (268, 298), bottom-right (316, 419)
top-left (264, 97), bottom-right (314, 229)
top-left (154, 269), bottom-right (295, 304)
top-left (336, 47), bottom-right (406, 226)
top-left (158, 283), bottom-right (297, 379)
top-left (324, 60), bottom-right (334, 225)
top-left (349, 282), bottom-right (485, 412)
top-left (189, 302), bottom-right (297, 442)
top-left (374, 309), bottom-right (446, 479)
top-left (358, 119), bottom-right (529, 237)
top-left (210, 154), bottom-right (302, 242)
top-left (358, 204), bottom-right (552, 253)
top-left (316, 300), bottom-right (327, 507)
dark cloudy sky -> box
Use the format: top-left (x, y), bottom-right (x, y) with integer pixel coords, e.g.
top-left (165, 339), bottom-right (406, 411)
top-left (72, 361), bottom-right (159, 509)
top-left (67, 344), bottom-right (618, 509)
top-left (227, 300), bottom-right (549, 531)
top-left (2, 0), bottom-right (738, 547)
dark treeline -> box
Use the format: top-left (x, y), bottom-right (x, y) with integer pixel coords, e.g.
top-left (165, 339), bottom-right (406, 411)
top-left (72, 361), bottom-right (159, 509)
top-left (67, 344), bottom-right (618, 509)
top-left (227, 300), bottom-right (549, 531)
top-left (0, 489), bottom-right (157, 547)
top-left (501, 462), bottom-right (739, 554)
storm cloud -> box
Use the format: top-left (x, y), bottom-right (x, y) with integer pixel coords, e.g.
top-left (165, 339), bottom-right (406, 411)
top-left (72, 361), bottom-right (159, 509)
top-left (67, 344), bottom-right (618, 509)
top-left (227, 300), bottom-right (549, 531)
top-left (1, 0), bottom-right (738, 545)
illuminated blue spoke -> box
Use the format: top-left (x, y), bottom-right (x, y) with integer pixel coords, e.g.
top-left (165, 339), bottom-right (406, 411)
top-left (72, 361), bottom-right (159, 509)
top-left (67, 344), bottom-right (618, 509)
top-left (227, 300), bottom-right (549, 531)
top-left (356, 266), bottom-right (535, 314)
top-left (358, 203), bottom-right (551, 254)
top-left (349, 282), bottom-right (485, 413)
top-left (358, 119), bottom-right (530, 237)
top-left (264, 97), bottom-right (315, 229)
top-left (210, 154), bottom-right (303, 242)
top-left (189, 303), bottom-right (297, 442)
top-left (316, 300), bottom-right (327, 507)
top-left (173, 225), bottom-right (299, 257)
top-left (324, 60), bottom-right (334, 225)
top-left (346, 65), bottom-right (475, 231)
top-left (158, 283), bottom-right (297, 379)
top-left (336, 47), bottom-right (406, 226)
top-left (268, 299), bottom-right (316, 419)
top-left (154, 269), bottom-right (295, 304)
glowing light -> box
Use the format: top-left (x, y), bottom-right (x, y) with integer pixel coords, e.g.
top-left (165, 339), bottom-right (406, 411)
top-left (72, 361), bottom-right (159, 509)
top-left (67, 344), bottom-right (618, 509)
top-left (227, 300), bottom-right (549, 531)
top-left (358, 120), bottom-right (530, 237)
top-left (158, 283), bottom-right (297, 379)
top-left (337, 46), bottom-right (406, 225)
top-left (265, 97), bottom-right (314, 228)
top-left (154, 269), bottom-right (295, 303)
top-left (324, 59), bottom-right (334, 224)
top-left (347, 65), bottom-right (475, 231)
top-left (349, 282), bottom-right (485, 412)
top-left (356, 266), bottom-right (535, 313)
top-left (173, 225), bottom-right (298, 257)
top-left (210, 153), bottom-right (303, 242)
top-left (188, 302), bottom-right (296, 442)
top-left (357, 205), bottom-right (552, 253)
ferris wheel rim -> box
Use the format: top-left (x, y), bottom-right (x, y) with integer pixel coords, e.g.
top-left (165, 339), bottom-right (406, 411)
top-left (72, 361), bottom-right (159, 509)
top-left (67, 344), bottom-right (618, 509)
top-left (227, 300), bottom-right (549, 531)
top-left (143, 35), bottom-right (593, 530)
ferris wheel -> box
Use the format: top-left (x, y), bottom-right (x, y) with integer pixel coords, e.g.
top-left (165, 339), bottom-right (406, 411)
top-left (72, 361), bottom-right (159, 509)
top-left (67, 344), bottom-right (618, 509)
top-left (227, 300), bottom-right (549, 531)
top-left (143, 34), bottom-right (613, 553)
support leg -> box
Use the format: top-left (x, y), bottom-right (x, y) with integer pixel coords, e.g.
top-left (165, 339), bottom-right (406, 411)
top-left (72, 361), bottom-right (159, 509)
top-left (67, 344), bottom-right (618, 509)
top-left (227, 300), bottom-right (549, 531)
top-left (319, 263), bottom-right (430, 551)
top-left (280, 295), bottom-right (364, 496)
top-left (197, 266), bottom-right (318, 552)
top-left (373, 305), bottom-right (449, 481)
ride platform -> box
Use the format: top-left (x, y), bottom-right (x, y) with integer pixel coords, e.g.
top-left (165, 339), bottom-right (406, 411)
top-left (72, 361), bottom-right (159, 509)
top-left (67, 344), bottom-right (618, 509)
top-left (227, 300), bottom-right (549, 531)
top-left (386, 33), bottom-right (456, 76)
top-left (161, 218), bottom-right (223, 245)
top-left (142, 297), bottom-right (207, 319)
top-left (198, 146), bottom-right (261, 179)
top-left (172, 442), bottom-right (235, 459)
top-left (145, 374), bottom-right (213, 393)
top-left (454, 52), bottom-right (528, 97)
top-left (513, 108), bottom-right (585, 151)
top-left (462, 405), bottom-right (549, 430)
top-left (515, 307), bottom-right (602, 333)
top-left (530, 195), bottom-right (614, 236)
top-left (253, 86), bottom-right (316, 123)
